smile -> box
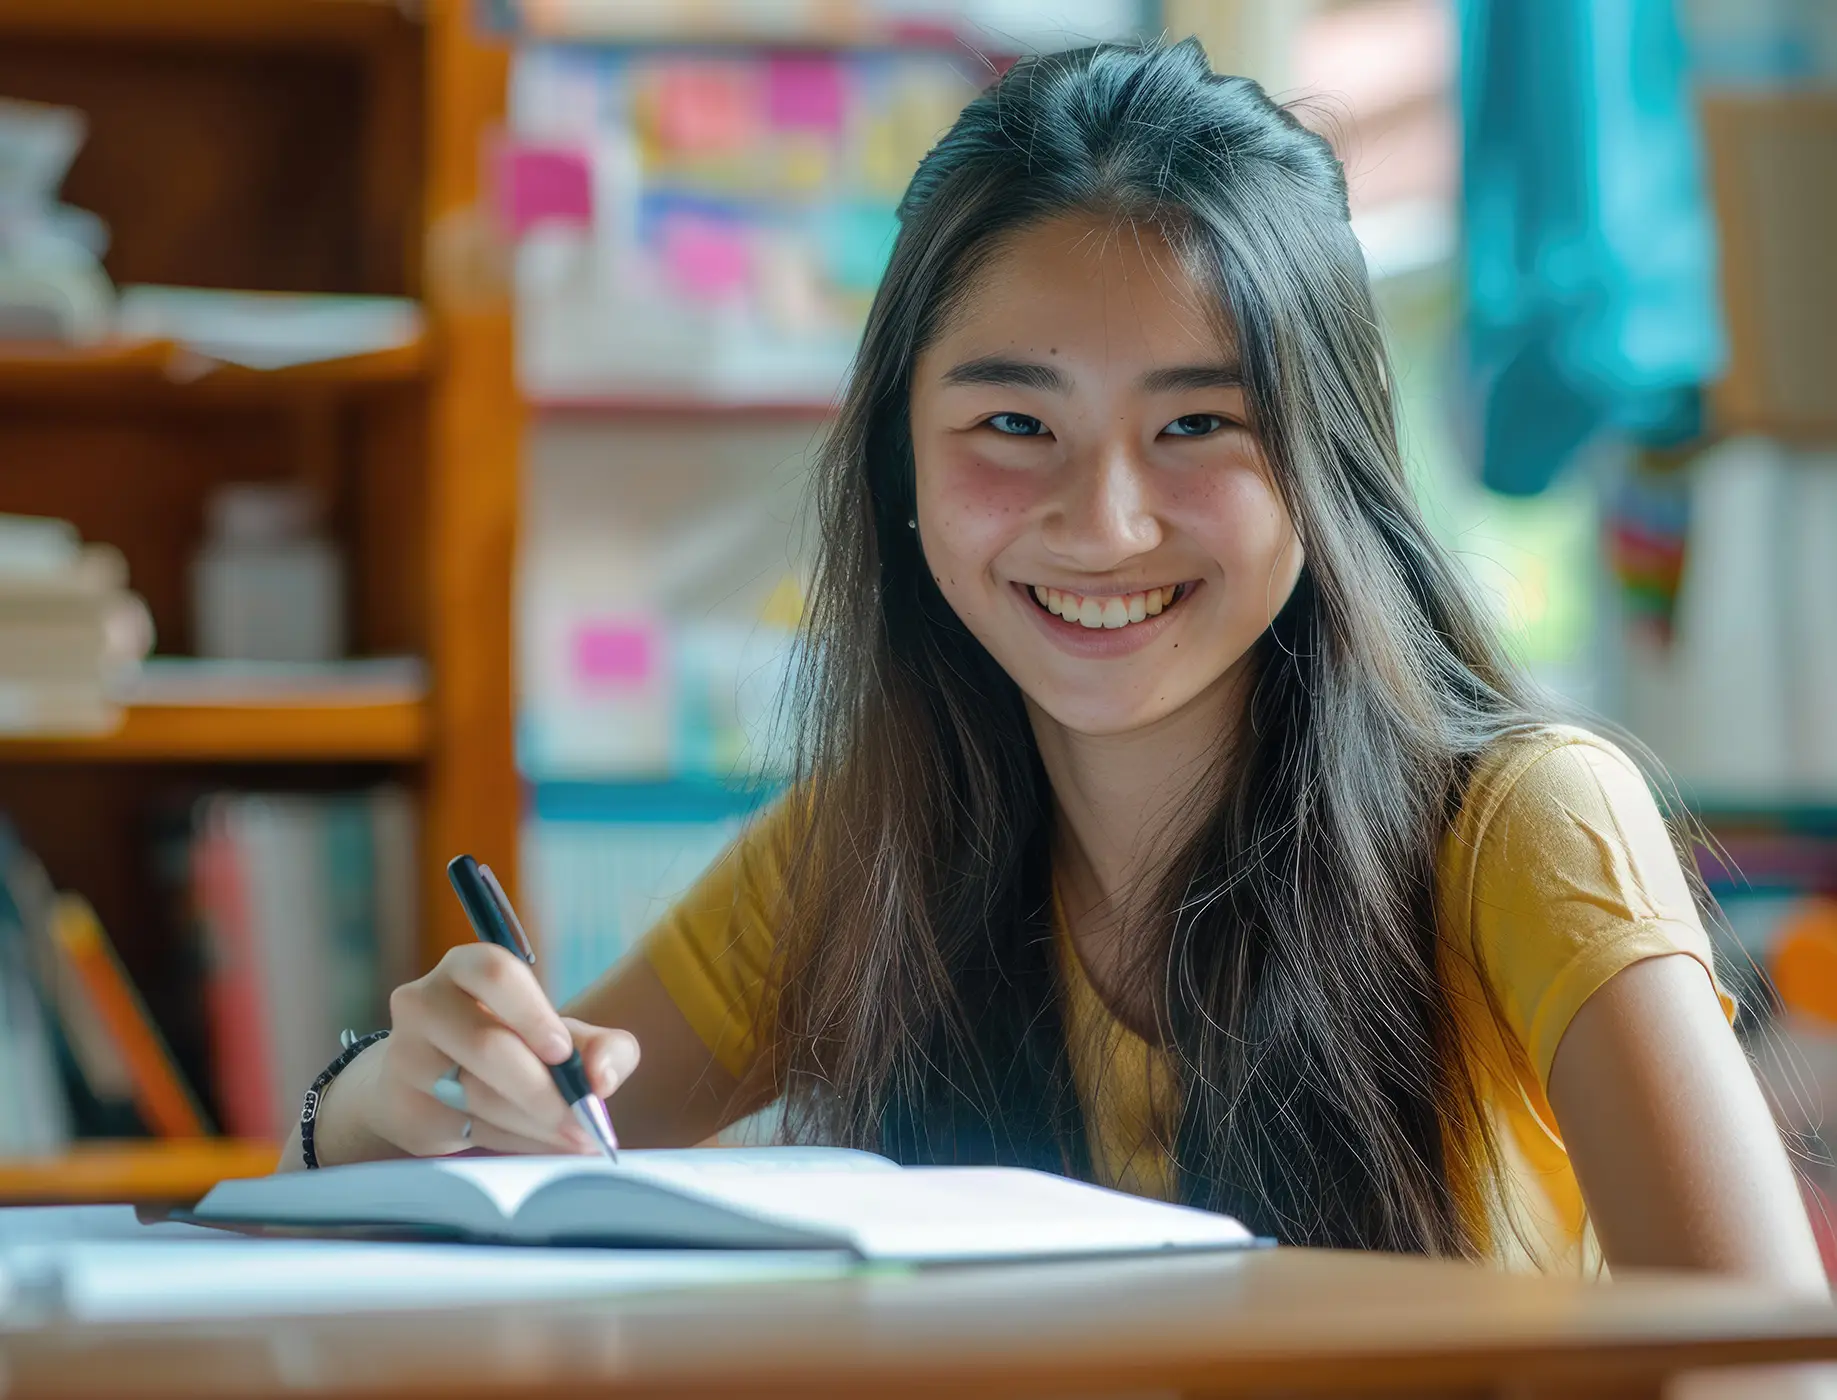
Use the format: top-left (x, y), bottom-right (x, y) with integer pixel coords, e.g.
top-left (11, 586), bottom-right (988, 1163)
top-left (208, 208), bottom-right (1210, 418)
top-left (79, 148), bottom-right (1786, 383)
top-left (1026, 582), bottom-right (1193, 630)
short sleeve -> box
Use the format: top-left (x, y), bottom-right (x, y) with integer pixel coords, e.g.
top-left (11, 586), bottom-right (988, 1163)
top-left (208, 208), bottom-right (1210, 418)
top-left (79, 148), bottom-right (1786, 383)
top-left (1447, 729), bottom-right (1735, 1098)
top-left (639, 798), bottom-right (801, 1080)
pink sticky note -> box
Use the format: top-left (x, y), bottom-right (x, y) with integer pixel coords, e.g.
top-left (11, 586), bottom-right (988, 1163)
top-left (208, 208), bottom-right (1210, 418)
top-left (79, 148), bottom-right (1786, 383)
top-left (573, 622), bottom-right (657, 689)
top-left (655, 63), bottom-right (757, 152)
top-left (660, 213), bottom-right (752, 301)
top-left (497, 142), bottom-right (593, 238)
top-left (765, 55), bottom-right (845, 133)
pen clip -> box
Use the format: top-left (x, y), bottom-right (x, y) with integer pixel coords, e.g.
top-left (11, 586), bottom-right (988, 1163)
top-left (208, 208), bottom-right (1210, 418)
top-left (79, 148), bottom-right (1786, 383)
top-left (478, 863), bottom-right (535, 964)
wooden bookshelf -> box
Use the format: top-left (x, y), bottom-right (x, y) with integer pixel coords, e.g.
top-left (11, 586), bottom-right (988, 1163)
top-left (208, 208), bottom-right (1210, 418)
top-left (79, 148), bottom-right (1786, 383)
top-left (0, 700), bottom-right (430, 763)
top-left (0, 1139), bottom-right (279, 1205)
top-left (0, 336), bottom-right (430, 401)
top-left (0, 0), bottom-right (520, 1203)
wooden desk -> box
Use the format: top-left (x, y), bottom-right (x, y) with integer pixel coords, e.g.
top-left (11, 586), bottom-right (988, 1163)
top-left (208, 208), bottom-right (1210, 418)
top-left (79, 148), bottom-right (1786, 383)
top-left (4, 1247), bottom-right (1835, 1399)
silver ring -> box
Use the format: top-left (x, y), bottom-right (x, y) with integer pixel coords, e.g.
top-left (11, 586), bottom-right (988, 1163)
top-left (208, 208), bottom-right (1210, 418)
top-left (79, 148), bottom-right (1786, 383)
top-left (460, 1116), bottom-right (473, 1142)
top-left (432, 1064), bottom-right (468, 1114)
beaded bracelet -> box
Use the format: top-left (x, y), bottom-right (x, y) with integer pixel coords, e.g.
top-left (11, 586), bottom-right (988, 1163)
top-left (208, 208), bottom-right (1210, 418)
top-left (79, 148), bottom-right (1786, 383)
top-left (300, 1028), bottom-right (390, 1169)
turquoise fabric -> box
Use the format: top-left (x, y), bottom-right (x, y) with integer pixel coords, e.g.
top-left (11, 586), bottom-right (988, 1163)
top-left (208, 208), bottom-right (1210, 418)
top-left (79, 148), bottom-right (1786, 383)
top-left (1460, 0), bottom-right (1724, 495)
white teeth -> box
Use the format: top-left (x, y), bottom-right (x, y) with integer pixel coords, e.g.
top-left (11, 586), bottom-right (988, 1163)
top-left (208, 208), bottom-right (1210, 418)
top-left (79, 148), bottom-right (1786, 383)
top-left (1032, 584), bottom-right (1187, 628)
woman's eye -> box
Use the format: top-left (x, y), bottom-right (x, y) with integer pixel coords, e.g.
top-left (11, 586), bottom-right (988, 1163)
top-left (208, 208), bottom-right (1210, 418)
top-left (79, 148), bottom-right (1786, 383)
top-left (985, 412), bottom-right (1048, 437)
top-left (1163, 413), bottom-right (1228, 437)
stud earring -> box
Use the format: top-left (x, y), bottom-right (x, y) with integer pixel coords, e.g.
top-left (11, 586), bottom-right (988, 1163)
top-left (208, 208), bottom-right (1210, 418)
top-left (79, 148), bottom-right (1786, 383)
top-left (907, 518), bottom-right (917, 530)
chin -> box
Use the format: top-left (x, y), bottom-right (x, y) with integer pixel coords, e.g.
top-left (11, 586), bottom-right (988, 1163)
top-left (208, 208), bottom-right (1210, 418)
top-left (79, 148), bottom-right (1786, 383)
top-left (1025, 690), bottom-right (1189, 739)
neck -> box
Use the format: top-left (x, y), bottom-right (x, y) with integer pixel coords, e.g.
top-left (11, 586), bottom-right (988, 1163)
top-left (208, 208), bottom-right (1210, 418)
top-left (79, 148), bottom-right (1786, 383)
top-left (1029, 659), bottom-right (1253, 930)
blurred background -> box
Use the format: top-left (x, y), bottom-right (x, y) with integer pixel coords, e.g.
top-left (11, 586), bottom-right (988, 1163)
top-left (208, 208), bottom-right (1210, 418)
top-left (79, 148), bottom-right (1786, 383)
top-left (0, 0), bottom-right (1832, 1236)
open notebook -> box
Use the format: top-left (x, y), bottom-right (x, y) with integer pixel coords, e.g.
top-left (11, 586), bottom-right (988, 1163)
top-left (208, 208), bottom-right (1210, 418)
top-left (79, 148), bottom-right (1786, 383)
top-left (192, 1148), bottom-right (1257, 1263)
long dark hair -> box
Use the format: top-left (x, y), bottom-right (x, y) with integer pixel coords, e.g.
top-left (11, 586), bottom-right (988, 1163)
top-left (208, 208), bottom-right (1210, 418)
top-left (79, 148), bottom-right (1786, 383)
top-left (745, 37), bottom-right (1554, 1255)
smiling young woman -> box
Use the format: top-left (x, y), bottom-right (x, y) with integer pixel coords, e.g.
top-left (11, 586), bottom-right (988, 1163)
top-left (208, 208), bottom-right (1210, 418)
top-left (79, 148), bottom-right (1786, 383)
top-left (288, 39), bottom-right (1825, 1289)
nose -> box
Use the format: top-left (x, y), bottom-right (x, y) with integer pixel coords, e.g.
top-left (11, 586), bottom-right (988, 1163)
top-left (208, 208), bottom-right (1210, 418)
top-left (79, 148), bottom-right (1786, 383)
top-left (1038, 437), bottom-right (1163, 571)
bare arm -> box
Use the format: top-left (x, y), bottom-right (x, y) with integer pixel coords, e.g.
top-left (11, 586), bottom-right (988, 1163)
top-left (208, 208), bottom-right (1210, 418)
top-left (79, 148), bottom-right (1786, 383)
top-left (1550, 953), bottom-right (1826, 1293)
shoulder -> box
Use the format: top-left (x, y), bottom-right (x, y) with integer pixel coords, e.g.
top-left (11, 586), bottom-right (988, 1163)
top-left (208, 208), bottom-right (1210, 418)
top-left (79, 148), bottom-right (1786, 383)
top-left (1450, 725), bottom-right (1655, 852)
top-left (1439, 722), bottom-right (1684, 920)
top-left (1436, 725), bottom-right (1721, 1087)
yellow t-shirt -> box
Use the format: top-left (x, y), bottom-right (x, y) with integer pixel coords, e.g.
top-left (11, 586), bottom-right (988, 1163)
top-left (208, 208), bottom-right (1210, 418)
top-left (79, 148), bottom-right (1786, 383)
top-left (641, 725), bottom-right (1732, 1272)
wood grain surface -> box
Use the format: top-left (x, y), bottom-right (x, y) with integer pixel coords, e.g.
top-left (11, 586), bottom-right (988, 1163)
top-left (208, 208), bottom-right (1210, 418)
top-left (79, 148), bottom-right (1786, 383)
top-left (4, 1247), bottom-right (1836, 1400)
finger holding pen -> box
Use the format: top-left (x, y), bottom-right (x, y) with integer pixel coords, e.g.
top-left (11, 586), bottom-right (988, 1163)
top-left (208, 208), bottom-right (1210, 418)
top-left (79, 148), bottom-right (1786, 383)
top-left (289, 861), bottom-right (641, 1169)
top-left (404, 958), bottom-right (591, 1149)
top-left (446, 855), bottom-right (629, 1161)
top-left (425, 948), bottom-right (638, 1147)
top-left (355, 945), bottom-right (639, 1159)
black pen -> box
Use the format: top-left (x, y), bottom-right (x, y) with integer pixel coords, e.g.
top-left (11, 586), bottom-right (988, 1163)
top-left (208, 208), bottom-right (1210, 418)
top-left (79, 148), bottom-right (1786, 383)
top-left (445, 853), bottom-right (620, 1162)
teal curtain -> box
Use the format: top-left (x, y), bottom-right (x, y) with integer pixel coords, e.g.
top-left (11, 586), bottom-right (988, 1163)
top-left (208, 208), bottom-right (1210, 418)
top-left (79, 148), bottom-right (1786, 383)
top-left (1460, 0), bottom-right (1724, 495)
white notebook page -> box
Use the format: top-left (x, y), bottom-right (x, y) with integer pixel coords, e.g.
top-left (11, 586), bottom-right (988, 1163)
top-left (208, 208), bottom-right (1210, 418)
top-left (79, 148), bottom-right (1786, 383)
top-left (637, 1167), bottom-right (1253, 1261)
top-left (432, 1148), bottom-right (900, 1219)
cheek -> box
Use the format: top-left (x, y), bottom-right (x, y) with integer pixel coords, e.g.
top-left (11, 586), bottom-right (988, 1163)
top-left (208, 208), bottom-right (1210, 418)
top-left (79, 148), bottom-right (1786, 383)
top-left (1167, 463), bottom-right (1298, 582)
top-left (915, 444), bottom-right (1044, 572)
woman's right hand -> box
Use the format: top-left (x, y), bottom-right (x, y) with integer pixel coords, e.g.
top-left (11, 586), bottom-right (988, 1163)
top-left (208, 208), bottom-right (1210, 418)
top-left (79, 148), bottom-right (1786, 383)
top-left (312, 943), bottom-right (641, 1166)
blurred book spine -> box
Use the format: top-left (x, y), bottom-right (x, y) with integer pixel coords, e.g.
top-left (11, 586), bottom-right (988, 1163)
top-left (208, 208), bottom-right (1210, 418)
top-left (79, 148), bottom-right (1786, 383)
top-left (0, 820), bottom-right (217, 1149)
top-left (0, 823), bottom-right (75, 1155)
top-left (47, 894), bottom-right (209, 1139)
top-left (190, 788), bottom-right (417, 1142)
top-left (523, 780), bottom-right (770, 1005)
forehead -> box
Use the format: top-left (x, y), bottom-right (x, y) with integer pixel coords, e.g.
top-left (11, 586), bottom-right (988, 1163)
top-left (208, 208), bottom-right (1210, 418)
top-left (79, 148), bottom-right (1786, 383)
top-left (928, 211), bottom-right (1231, 365)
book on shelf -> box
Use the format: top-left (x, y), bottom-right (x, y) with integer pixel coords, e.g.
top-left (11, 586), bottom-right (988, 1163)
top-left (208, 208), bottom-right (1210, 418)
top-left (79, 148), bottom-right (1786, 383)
top-left (190, 788), bottom-right (418, 1142)
top-left (0, 824), bottom-right (74, 1155)
top-left (48, 895), bottom-right (210, 1139)
top-left (0, 820), bottom-right (212, 1147)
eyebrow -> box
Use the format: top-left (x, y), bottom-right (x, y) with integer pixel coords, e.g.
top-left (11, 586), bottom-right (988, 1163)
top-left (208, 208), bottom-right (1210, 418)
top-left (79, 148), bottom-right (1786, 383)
top-left (1139, 363), bottom-right (1245, 393)
top-left (938, 356), bottom-right (1245, 395)
top-left (939, 356), bottom-right (1070, 393)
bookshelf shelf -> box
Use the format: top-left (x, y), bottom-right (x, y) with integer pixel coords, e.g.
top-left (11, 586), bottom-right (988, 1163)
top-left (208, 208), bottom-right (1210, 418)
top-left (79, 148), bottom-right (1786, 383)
top-left (0, 336), bottom-right (430, 401)
top-left (0, 699), bottom-right (430, 764)
top-left (0, 1139), bottom-right (278, 1205)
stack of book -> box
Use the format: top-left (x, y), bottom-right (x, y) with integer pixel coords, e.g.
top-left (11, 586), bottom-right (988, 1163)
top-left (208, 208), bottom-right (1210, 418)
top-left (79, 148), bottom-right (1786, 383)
top-left (0, 514), bottom-right (153, 736)
top-left (188, 789), bottom-right (418, 1142)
